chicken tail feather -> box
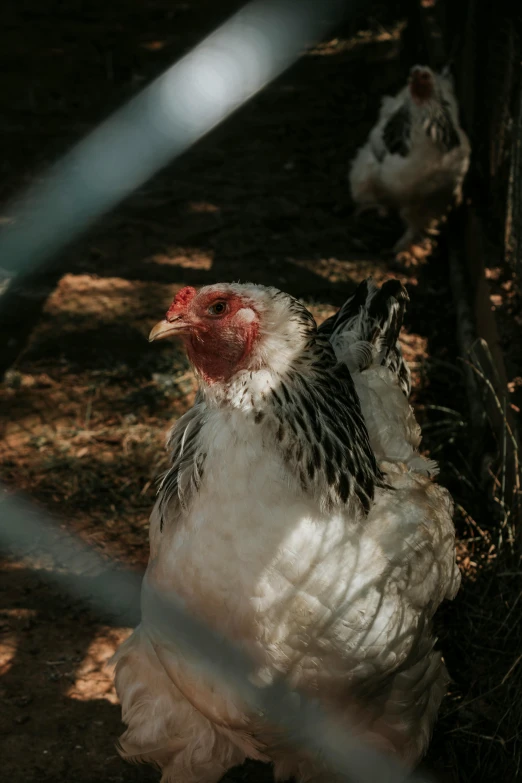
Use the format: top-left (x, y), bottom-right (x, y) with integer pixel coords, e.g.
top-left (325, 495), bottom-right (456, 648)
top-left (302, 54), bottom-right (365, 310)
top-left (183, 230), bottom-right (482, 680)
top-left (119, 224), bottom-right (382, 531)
top-left (320, 278), bottom-right (412, 397)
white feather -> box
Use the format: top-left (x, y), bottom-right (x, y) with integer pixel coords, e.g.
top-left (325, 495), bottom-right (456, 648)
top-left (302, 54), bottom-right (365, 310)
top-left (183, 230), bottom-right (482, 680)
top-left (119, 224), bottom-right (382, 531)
top-left (113, 285), bottom-right (460, 783)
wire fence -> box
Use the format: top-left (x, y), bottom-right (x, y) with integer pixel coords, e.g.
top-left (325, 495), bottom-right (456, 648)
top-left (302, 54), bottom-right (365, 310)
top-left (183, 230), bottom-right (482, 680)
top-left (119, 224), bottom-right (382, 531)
top-left (444, 0), bottom-right (522, 526)
top-left (457, 0), bottom-right (522, 287)
top-left (0, 2), bottom-right (434, 782)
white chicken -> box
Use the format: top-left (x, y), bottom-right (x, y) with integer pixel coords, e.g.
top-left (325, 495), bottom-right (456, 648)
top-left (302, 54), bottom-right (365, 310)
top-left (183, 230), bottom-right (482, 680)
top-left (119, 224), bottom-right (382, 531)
top-left (114, 279), bottom-right (460, 782)
top-left (349, 64), bottom-right (471, 254)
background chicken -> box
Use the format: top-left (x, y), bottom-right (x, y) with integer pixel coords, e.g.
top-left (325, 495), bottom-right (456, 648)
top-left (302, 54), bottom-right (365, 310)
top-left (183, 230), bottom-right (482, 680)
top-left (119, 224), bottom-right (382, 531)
top-left (114, 279), bottom-right (461, 782)
top-left (349, 64), bottom-right (471, 256)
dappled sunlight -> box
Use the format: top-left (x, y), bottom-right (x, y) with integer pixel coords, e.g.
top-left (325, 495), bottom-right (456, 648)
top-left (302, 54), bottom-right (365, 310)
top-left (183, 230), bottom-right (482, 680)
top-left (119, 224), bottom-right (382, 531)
top-left (0, 636), bottom-right (17, 676)
top-left (44, 274), bottom-right (172, 323)
top-left (0, 261), bottom-right (197, 545)
top-left (188, 201), bottom-right (221, 214)
top-left (0, 609), bottom-right (28, 676)
top-left (67, 627), bottom-right (131, 704)
top-left (399, 332), bottom-right (429, 376)
top-left (149, 249), bottom-right (214, 271)
top-left (305, 302), bottom-right (337, 328)
top-left (288, 256), bottom-right (414, 288)
top-left (308, 22), bottom-right (406, 58)
top-left (141, 40), bottom-right (167, 52)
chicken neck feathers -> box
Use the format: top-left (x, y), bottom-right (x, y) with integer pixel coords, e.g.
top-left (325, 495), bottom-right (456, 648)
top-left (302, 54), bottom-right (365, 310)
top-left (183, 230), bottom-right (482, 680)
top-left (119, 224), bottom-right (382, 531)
top-left (157, 285), bottom-right (395, 530)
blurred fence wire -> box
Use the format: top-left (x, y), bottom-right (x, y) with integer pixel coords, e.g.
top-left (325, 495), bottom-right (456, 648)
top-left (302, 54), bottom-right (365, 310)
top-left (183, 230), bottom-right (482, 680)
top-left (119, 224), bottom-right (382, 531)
top-left (0, 0), bottom-right (431, 781)
top-left (0, 0), bottom-right (346, 284)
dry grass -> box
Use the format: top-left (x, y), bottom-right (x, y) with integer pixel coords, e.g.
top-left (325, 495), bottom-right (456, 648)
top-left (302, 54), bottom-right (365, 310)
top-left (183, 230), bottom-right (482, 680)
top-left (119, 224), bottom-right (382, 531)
top-left (415, 338), bottom-right (522, 782)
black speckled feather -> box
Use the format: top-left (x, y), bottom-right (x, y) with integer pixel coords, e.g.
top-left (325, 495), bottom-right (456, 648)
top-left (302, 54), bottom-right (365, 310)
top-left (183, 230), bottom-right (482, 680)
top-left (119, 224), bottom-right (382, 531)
top-left (378, 91), bottom-right (460, 161)
top-left (156, 392), bottom-right (207, 530)
top-left (381, 104), bottom-right (412, 158)
top-left (424, 99), bottom-right (460, 152)
top-left (319, 278), bottom-right (411, 398)
top-left (263, 334), bottom-right (386, 513)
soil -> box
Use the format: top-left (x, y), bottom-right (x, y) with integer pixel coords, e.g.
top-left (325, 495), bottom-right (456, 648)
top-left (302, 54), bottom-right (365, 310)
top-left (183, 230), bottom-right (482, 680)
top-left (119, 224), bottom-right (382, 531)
top-left (0, 2), bottom-right (521, 783)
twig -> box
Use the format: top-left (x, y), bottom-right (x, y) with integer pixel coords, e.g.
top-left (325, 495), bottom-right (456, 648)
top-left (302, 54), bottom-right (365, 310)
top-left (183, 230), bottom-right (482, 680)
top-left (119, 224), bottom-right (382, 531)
top-left (501, 652), bottom-right (522, 685)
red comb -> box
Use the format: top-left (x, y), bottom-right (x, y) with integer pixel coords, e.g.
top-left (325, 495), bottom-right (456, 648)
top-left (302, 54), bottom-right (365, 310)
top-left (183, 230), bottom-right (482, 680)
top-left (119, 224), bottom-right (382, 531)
top-left (166, 286), bottom-right (197, 319)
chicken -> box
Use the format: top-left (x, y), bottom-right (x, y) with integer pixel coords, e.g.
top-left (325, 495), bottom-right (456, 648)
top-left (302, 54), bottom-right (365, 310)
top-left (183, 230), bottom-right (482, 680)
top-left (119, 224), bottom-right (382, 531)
top-left (113, 279), bottom-right (461, 782)
top-left (349, 64), bottom-right (471, 255)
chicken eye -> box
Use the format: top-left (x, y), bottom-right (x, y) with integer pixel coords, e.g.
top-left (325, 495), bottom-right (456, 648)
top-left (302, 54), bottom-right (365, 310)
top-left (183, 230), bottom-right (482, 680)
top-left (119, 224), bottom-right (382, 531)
top-left (208, 301), bottom-right (227, 316)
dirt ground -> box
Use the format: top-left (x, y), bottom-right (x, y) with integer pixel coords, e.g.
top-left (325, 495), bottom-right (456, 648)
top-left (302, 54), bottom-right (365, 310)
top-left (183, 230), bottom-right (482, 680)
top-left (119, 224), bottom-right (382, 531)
top-left (1, 2), bottom-right (521, 782)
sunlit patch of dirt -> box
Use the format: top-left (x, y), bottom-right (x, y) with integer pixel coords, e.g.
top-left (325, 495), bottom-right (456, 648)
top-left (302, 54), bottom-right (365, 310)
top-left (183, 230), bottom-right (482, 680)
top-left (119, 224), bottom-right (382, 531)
top-left (140, 40), bottom-right (167, 52)
top-left (308, 21), bottom-right (406, 57)
top-left (146, 250), bottom-right (214, 271)
top-left (306, 302), bottom-right (337, 327)
top-left (0, 610), bottom-right (29, 677)
top-left (45, 275), bottom-right (172, 323)
top-left (67, 628), bottom-right (131, 704)
top-left (0, 269), bottom-right (196, 574)
top-left (188, 201), bottom-right (221, 214)
top-left (0, 634), bottom-right (17, 677)
top-left (288, 255), bottom-right (415, 288)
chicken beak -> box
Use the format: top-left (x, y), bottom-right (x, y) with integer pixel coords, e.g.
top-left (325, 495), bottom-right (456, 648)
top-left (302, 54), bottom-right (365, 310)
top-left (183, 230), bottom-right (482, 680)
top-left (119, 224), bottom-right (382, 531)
top-left (148, 318), bottom-right (190, 342)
